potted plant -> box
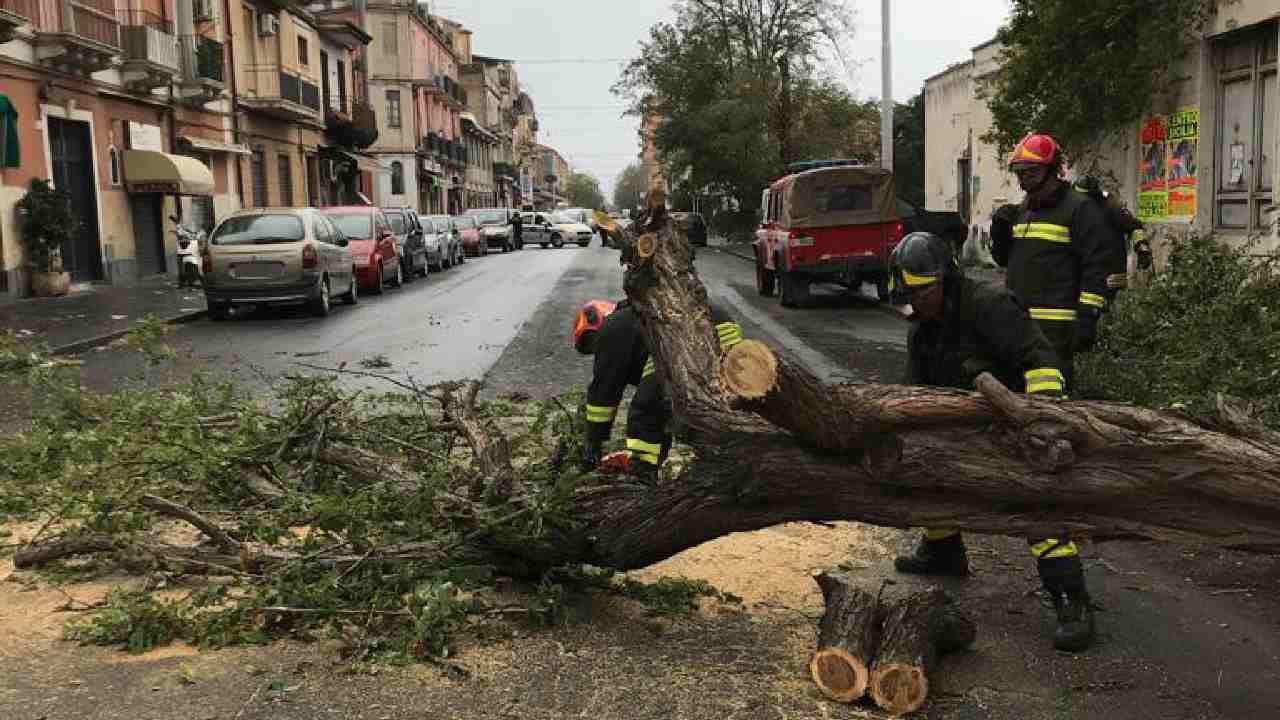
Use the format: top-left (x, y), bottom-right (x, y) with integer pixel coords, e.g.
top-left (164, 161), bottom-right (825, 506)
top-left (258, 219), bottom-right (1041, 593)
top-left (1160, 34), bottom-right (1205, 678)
top-left (16, 178), bottom-right (74, 297)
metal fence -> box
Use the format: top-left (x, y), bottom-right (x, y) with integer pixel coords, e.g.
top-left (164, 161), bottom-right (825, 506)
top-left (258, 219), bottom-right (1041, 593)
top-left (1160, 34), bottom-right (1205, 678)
top-left (35, 0), bottom-right (121, 48)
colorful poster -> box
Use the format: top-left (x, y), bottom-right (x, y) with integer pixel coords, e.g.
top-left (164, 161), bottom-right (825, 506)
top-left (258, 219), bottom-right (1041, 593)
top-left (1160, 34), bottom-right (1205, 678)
top-left (1138, 116), bottom-right (1168, 222)
top-left (1166, 108), bottom-right (1199, 220)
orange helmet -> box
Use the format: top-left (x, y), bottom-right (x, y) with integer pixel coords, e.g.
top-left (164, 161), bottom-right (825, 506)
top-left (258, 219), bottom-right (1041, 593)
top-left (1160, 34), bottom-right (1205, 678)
top-left (572, 300), bottom-right (617, 354)
top-left (1008, 133), bottom-right (1061, 168)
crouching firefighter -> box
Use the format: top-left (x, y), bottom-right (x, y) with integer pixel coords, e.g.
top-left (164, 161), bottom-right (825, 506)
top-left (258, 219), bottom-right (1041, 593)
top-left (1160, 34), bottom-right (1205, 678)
top-left (887, 231), bottom-right (1096, 652)
top-left (572, 298), bottom-right (743, 480)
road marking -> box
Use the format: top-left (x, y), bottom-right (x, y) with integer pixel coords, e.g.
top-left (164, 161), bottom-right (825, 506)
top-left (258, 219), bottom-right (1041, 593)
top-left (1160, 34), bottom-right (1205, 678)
top-left (713, 284), bottom-right (859, 382)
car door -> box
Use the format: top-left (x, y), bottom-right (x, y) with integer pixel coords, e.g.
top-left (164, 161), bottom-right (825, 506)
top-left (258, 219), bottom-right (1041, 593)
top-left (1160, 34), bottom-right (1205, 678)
top-left (319, 215), bottom-right (351, 292)
top-left (375, 211), bottom-right (397, 279)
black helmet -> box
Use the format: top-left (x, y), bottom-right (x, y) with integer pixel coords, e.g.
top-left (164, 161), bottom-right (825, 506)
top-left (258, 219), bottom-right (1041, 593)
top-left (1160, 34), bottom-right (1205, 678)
top-left (888, 232), bottom-right (958, 305)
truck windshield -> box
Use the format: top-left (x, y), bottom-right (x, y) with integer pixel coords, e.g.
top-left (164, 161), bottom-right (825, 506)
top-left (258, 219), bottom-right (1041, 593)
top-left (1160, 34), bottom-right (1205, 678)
top-left (816, 185), bottom-right (873, 213)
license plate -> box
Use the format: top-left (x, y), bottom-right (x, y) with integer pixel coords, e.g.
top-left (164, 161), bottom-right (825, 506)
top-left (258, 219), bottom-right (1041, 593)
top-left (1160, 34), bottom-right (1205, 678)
top-left (232, 261), bottom-right (285, 279)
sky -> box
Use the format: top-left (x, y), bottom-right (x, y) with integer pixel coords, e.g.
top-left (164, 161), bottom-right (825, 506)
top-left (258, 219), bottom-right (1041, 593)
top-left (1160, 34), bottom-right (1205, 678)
top-left (442, 0), bottom-right (1011, 199)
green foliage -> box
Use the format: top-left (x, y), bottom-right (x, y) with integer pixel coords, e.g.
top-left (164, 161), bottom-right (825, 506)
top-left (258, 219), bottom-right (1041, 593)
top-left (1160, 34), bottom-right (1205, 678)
top-left (562, 172), bottom-right (606, 210)
top-left (65, 589), bottom-right (191, 653)
top-left (0, 330), bottom-right (43, 374)
top-left (1078, 235), bottom-right (1280, 428)
top-left (983, 0), bottom-right (1214, 163)
top-left (16, 178), bottom-right (77, 272)
top-left (894, 94), bottom-right (926, 208)
top-left (551, 565), bottom-right (742, 617)
top-left (612, 163), bottom-right (647, 213)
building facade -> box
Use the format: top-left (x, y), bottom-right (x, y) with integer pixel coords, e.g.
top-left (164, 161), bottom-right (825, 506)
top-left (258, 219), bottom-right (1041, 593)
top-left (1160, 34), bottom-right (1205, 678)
top-left (925, 3), bottom-right (1280, 267)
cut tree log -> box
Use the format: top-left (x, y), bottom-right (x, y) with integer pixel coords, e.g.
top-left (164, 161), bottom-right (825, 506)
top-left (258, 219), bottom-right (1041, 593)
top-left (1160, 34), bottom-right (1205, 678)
top-left (809, 571), bottom-right (882, 702)
top-left (868, 587), bottom-right (976, 716)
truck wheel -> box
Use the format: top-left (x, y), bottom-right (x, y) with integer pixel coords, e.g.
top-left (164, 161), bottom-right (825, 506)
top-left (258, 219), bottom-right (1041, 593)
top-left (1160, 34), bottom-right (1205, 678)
top-left (756, 256), bottom-right (776, 296)
top-left (780, 272), bottom-right (809, 308)
top-left (876, 275), bottom-right (891, 302)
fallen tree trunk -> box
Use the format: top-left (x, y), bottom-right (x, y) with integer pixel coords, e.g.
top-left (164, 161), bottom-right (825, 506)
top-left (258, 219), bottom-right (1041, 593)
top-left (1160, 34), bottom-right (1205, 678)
top-left (809, 571), bottom-right (882, 702)
top-left (868, 587), bottom-right (976, 716)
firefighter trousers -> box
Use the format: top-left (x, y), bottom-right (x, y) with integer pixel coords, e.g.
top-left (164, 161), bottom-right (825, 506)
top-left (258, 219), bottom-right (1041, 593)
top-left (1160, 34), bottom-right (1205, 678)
top-left (624, 373), bottom-right (672, 468)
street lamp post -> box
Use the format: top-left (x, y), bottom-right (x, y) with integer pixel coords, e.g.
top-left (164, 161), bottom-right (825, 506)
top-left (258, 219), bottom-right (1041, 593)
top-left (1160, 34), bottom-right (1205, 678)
top-left (881, 0), bottom-right (893, 171)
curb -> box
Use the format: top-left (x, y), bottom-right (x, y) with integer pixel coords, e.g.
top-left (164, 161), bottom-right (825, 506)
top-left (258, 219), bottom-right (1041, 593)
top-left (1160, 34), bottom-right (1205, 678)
top-left (49, 308), bottom-right (208, 357)
top-left (712, 246), bottom-right (905, 322)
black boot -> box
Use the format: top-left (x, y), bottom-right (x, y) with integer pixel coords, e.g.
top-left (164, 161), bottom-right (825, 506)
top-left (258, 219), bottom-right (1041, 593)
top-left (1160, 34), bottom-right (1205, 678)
top-left (1038, 555), bottom-right (1095, 652)
top-left (893, 533), bottom-right (970, 577)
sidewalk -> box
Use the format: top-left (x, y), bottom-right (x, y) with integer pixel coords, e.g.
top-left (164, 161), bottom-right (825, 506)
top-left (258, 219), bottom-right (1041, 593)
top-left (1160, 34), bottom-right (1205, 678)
top-left (0, 275), bottom-right (206, 355)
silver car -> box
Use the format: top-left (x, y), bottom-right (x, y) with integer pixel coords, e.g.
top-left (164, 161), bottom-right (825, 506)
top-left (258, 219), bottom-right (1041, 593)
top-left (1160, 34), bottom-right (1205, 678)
top-left (203, 208), bottom-right (356, 320)
top-left (422, 214), bottom-right (465, 270)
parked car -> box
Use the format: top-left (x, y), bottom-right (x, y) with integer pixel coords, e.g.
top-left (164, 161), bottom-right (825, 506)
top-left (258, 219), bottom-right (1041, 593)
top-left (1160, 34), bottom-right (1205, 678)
top-left (203, 208), bottom-right (357, 320)
top-left (382, 206), bottom-right (428, 281)
top-left (322, 206), bottom-right (404, 294)
top-left (453, 215), bottom-right (486, 256)
top-left (466, 208), bottom-right (517, 252)
top-left (754, 164), bottom-right (902, 307)
top-left (671, 211), bottom-right (708, 246)
top-left (421, 214), bottom-right (464, 270)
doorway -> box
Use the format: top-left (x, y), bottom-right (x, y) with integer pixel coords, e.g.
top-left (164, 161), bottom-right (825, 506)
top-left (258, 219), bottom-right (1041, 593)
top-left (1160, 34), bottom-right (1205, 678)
top-left (129, 195), bottom-right (166, 275)
top-left (48, 116), bottom-right (102, 282)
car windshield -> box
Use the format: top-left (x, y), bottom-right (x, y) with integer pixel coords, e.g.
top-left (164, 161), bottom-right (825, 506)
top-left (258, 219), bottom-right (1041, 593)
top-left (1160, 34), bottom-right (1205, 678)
top-left (211, 214), bottom-right (306, 245)
top-left (472, 210), bottom-right (507, 225)
top-left (385, 212), bottom-right (406, 234)
top-left (453, 217), bottom-right (473, 229)
top-left (326, 213), bottom-right (372, 239)
top-left (432, 218), bottom-right (452, 232)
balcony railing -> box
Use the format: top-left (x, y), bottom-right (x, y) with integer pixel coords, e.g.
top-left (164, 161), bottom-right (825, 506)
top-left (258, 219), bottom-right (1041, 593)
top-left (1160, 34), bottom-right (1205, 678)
top-left (36, 0), bottom-right (120, 48)
top-left (119, 9), bottom-right (177, 80)
top-left (242, 64), bottom-right (321, 120)
top-left (179, 34), bottom-right (224, 84)
top-left (0, 0), bottom-right (38, 21)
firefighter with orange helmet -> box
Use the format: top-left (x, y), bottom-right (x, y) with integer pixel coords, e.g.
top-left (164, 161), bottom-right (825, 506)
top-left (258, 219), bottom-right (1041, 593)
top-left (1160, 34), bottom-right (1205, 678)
top-left (572, 298), bottom-right (743, 478)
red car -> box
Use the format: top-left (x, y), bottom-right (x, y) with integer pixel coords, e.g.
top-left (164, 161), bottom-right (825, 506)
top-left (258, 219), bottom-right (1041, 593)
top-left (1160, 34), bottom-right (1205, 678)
top-left (453, 215), bottom-right (487, 256)
top-left (322, 206), bottom-right (404, 294)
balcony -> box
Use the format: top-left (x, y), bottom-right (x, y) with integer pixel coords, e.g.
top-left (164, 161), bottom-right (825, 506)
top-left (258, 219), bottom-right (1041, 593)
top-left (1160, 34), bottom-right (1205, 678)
top-left (33, 0), bottom-right (121, 75)
top-left (240, 64), bottom-right (322, 123)
top-left (177, 34), bottom-right (225, 106)
top-left (118, 10), bottom-right (177, 91)
top-left (0, 0), bottom-right (37, 43)
top-left (327, 98), bottom-right (377, 150)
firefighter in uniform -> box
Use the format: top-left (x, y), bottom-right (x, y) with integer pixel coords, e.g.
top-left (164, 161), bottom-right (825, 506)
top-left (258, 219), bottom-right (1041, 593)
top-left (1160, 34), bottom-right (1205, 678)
top-left (989, 133), bottom-right (1121, 383)
top-left (888, 231), bottom-right (1095, 652)
top-left (572, 298), bottom-right (743, 478)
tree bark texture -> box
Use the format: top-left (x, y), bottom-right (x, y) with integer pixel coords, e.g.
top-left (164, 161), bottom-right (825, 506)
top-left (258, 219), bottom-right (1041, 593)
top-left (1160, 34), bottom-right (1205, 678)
top-left (809, 571), bottom-right (882, 702)
top-left (868, 587), bottom-right (976, 716)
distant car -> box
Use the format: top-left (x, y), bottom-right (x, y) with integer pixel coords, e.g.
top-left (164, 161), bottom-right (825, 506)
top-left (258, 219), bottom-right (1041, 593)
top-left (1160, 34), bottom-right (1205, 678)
top-left (551, 211), bottom-right (594, 247)
top-left (421, 214), bottom-right (464, 270)
top-left (322, 206), bottom-right (404, 295)
top-left (672, 211), bottom-right (708, 246)
top-left (466, 208), bottom-right (516, 252)
top-left (562, 207), bottom-right (598, 235)
top-left (520, 211), bottom-right (563, 248)
top-left (382, 207), bottom-right (428, 281)
top-left (203, 208), bottom-right (357, 320)
top-left (453, 215), bottom-right (485, 256)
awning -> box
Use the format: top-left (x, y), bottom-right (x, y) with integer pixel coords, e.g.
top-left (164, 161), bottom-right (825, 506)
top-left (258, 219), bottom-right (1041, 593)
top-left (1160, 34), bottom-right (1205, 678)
top-left (122, 150), bottom-right (215, 196)
top-left (179, 135), bottom-right (251, 156)
top-left (323, 147), bottom-right (384, 175)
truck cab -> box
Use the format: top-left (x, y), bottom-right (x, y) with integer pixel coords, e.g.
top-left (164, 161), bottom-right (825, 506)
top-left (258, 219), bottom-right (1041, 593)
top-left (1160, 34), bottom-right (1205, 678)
top-left (753, 164), bottom-right (903, 307)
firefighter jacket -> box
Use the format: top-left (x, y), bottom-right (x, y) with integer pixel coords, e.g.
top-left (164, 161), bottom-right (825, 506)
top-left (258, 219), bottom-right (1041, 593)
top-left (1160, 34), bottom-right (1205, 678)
top-left (583, 302), bottom-right (743, 456)
top-left (906, 275), bottom-right (1065, 395)
top-left (990, 181), bottom-right (1120, 322)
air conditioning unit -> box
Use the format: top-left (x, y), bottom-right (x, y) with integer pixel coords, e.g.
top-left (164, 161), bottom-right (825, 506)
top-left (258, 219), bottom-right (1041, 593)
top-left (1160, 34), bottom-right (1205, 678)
top-left (193, 0), bottom-right (215, 23)
top-left (258, 13), bottom-right (279, 37)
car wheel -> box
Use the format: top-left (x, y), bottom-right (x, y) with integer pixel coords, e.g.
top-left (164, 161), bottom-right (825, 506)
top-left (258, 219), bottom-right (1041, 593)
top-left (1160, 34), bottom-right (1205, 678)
top-left (371, 263), bottom-right (385, 295)
top-left (341, 271), bottom-right (359, 305)
top-left (552, 234), bottom-right (564, 249)
top-left (310, 277), bottom-right (332, 317)
top-left (779, 272), bottom-right (809, 308)
top-left (540, 243), bottom-right (548, 248)
top-left (390, 262), bottom-right (403, 288)
top-left (756, 255), bottom-right (776, 296)
top-left (208, 303), bottom-right (233, 321)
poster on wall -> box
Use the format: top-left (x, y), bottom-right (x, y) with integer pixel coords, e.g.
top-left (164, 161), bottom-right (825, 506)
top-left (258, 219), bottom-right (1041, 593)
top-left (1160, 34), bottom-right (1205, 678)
top-left (1165, 108), bottom-right (1199, 220)
top-left (1137, 115), bottom-right (1168, 222)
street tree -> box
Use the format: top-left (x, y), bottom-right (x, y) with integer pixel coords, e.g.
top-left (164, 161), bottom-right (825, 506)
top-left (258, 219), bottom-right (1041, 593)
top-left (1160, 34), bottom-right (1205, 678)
top-left (563, 171), bottom-right (607, 209)
top-left (983, 0), bottom-right (1213, 163)
top-left (894, 94), bottom-right (925, 208)
top-left (612, 163), bottom-right (647, 213)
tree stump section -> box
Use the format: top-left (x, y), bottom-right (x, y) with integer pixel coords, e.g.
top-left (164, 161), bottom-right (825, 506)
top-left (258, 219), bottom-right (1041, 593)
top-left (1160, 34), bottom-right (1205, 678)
top-left (809, 571), bottom-right (882, 702)
top-left (869, 588), bottom-right (977, 716)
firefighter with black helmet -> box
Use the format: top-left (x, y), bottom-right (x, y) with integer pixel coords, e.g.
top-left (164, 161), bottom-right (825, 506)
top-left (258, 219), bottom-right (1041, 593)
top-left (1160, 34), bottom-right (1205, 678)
top-left (888, 231), bottom-right (1095, 652)
top-left (572, 298), bottom-right (743, 479)
top-left (993, 133), bottom-right (1122, 384)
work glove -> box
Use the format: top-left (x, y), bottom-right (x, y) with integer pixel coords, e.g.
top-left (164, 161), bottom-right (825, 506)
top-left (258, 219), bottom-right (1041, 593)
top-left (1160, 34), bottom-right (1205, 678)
top-left (1074, 309), bottom-right (1100, 353)
top-left (578, 441), bottom-right (603, 473)
top-left (598, 451), bottom-right (631, 475)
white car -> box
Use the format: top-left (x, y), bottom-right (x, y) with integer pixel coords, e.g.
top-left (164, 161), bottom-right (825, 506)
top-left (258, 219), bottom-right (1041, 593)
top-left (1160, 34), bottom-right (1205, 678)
top-left (521, 211), bottom-right (592, 248)
top-left (421, 214), bottom-right (465, 270)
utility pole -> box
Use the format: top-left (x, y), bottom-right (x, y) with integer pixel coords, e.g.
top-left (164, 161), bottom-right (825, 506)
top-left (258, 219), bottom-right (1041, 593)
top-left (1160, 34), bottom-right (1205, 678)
top-left (880, 0), bottom-right (893, 171)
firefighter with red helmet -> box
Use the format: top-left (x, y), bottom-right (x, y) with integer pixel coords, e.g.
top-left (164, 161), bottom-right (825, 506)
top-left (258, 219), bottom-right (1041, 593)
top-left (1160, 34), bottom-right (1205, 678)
top-left (572, 299), bottom-right (743, 479)
top-left (990, 134), bottom-right (1122, 384)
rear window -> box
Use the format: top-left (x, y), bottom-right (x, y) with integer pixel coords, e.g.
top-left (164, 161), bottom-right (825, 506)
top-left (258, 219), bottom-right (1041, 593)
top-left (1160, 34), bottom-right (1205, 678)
top-left (385, 212), bottom-right (406, 234)
top-left (816, 184), bottom-right (873, 213)
top-left (211, 214), bottom-right (306, 246)
top-left (327, 213), bottom-right (372, 239)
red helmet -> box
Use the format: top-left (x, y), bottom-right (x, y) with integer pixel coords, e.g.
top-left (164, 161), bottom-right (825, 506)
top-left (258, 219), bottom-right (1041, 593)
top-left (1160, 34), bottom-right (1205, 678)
top-left (1008, 133), bottom-right (1061, 168)
top-left (572, 300), bottom-right (617, 354)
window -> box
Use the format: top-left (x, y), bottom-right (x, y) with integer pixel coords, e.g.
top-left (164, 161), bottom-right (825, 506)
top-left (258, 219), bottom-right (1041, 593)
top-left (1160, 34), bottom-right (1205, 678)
top-left (278, 154), bottom-right (293, 206)
top-left (1216, 26), bottom-right (1277, 232)
top-left (210, 214), bottom-right (305, 245)
top-left (815, 184), bottom-right (873, 213)
top-left (313, 215), bottom-right (331, 244)
top-left (297, 36), bottom-right (309, 66)
top-left (390, 161), bottom-right (404, 195)
top-left (382, 22), bottom-right (397, 55)
top-left (337, 58), bottom-right (347, 112)
top-left (386, 89), bottom-right (401, 128)
top-left (251, 149), bottom-right (267, 207)
top-left (108, 146), bottom-right (120, 186)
